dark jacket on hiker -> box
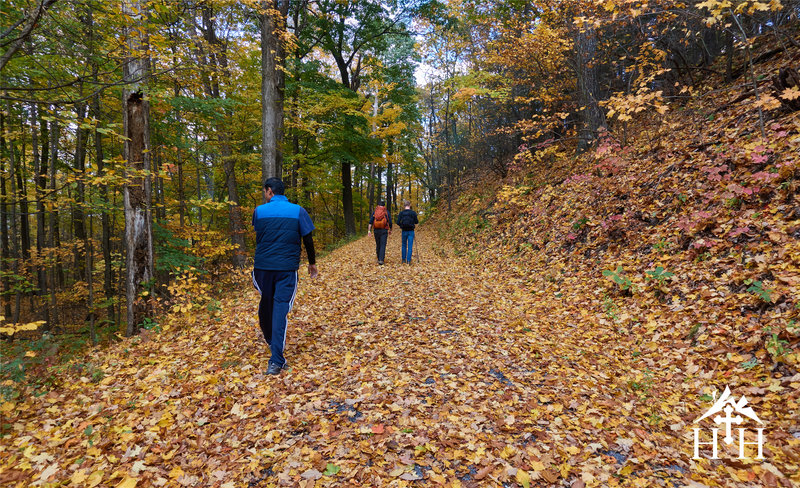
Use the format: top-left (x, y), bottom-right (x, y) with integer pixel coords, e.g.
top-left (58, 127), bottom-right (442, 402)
top-left (396, 209), bottom-right (418, 231)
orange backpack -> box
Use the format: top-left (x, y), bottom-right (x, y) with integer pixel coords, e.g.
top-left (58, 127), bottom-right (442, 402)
top-left (373, 206), bottom-right (388, 229)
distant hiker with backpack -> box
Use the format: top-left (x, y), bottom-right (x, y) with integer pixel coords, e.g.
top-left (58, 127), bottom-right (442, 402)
top-left (367, 201), bottom-right (392, 265)
top-left (396, 200), bottom-right (419, 264)
top-left (252, 178), bottom-right (318, 376)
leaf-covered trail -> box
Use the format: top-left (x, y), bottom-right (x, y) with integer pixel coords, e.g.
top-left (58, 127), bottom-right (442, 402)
top-left (2, 228), bottom-right (792, 487)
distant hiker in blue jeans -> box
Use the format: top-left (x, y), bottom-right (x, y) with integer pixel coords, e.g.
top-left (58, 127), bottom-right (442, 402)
top-left (396, 200), bottom-right (419, 264)
top-left (252, 178), bottom-right (318, 375)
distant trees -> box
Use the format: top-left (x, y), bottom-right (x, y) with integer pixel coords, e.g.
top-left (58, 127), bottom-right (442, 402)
top-left (0, 0), bottom-right (425, 338)
top-left (415, 0), bottom-right (800, 182)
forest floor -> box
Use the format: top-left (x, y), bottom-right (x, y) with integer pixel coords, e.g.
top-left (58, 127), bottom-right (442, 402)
top-left (2, 227), bottom-right (798, 487)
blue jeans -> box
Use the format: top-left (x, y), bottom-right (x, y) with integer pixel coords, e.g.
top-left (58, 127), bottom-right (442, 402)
top-left (401, 230), bottom-right (415, 263)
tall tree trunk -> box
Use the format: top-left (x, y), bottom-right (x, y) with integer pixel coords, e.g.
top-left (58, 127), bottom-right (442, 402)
top-left (86, 217), bottom-right (96, 344)
top-left (196, 134), bottom-right (203, 226)
top-left (260, 0), bottom-right (288, 183)
top-left (31, 103), bottom-right (50, 327)
top-left (289, 63), bottom-right (300, 196)
top-left (223, 149), bottom-right (247, 268)
top-left (92, 90), bottom-right (114, 326)
top-left (47, 112), bottom-right (62, 326)
top-left (123, 0), bottom-right (154, 336)
top-left (47, 114), bottom-right (63, 288)
top-left (177, 149), bottom-right (185, 227)
top-left (7, 109), bottom-right (22, 324)
top-left (341, 160), bottom-right (355, 235)
top-left (72, 101), bottom-right (88, 280)
top-left (15, 141), bottom-right (31, 263)
top-left (0, 111), bottom-right (11, 319)
top-left (386, 161), bottom-right (393, 213)
top-left (154, 148), bottom-right (167, 224)
top-left (368, 92), bottom-right (378, 216)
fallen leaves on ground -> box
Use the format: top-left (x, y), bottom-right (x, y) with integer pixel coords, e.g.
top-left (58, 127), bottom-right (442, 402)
top-left (3, 223), bottom-right (797, 487)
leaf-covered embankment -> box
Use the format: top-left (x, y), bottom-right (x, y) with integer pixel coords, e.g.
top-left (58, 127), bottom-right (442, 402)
top-left (433, 33), bottom-right (800, 488)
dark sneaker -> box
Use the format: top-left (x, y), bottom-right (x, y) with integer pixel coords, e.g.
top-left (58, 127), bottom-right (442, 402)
top-left (378, 260), bottom-right (384, 265)
top-left (266, 362), bottom-right (286, 375)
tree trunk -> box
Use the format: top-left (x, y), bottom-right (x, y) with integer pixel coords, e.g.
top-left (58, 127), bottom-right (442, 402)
top-left (260, 0), bottom-right (288, 183)
top-left (47, 113), bottom-right (64, 288)
top-left (31, 103), bottom-right (50, 327)
top-left (15, 141), bottom-right (31, 263)
top-left (123, 0), bottom-right (154, 336)
top-left (72, 101), bottom-right (88, 280)
top-left (223, 148), bottom-right (247, 268)
top-left (341, 161), bottom-right (355, 235)
top-left (196, 137), bottom-right (203, 226)
top-left (178, 150), bottom-right (185, 227)
top-left (86, 217), bottom-right (96, 345)
top-left (92, 90), bottom-right (114, 326)
top-left (368, 92), bottom-right (377, 216)
top-left (0, 111), bottom-right (11, 319)
top-left (7, 110), bottom-right (22, 324)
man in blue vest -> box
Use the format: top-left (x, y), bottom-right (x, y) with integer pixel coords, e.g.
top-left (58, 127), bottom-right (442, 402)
top-left (252, 177), bottom-right (318, 375)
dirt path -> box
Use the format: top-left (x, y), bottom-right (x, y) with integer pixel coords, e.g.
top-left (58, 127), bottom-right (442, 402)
top-left (2, 228), bottom-right (793, 487)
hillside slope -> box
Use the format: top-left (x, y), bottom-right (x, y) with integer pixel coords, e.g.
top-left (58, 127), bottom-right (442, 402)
top-left (434, 31), bottom-right (800, 487)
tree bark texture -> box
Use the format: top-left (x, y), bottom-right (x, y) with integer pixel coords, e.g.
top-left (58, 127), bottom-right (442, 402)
top-left (260, 0), bottom-right (288, 183)
top-left (123, 0), bottom-right (154, 336)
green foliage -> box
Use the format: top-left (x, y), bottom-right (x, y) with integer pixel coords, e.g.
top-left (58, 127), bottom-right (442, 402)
top-left (687, 324), bottom-right (701, 344)
top-left (153, 223), bottom-right (204, 276)
top-left (602, 266), bottom-right (635, 292)
top-left (765, 333), bottom-right (789, 359)
top-left (572, 216), bottom-right (588, 231)
top-left (140, 317), bottom-right (161, 333)
top-left (741, 357), bottom-right (759, 370)
top-left (628, 368), bottom-right (654, 400)
top-left (652, 238), bottom-right (670, 253)
top-left (602, 295), bottom-right (620, 322)
top-left (645, 266), bottom-right (674, 286)
top-left (745, 279), bottom-right (774, 303)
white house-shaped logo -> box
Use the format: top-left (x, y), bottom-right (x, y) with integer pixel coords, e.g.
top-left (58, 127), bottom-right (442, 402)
top-left (693, 386), bottom-right (765, 460)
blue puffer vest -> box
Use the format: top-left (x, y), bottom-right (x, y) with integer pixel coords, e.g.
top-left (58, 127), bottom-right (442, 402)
top-left (253, 195), bottom-right (304, 271)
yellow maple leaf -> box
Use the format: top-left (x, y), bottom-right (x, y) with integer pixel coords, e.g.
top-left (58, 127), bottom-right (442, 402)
top-left (168, 466), bottom-right (185, 479)
top-left (71, 469), bottom-right (88, 484)
top-left (779, 87), bottom-right (800, 101)
top-left (515, 469), bottom-right (531, 488)
top-left (117, 477), bottom-right (138, 488)
top-left (87, 470), bottom-right (105, 488)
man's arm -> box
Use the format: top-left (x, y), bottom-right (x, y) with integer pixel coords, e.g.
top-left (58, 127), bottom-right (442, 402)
top-left (298, 208), bottom-right (318, 278)
top-left (303, 232), bottom-right (318, 278)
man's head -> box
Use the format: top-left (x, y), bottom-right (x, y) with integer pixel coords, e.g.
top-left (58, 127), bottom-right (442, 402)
top-left (377, 200), bottom-right (385, 207)
top-left (403, 199), bottom-right (411, 209)
top-left (263, 177), bottom-right (285, 202)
